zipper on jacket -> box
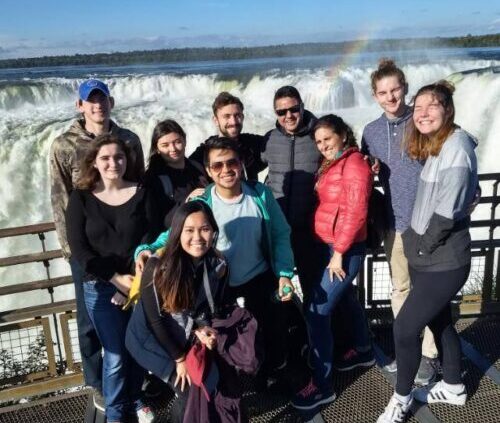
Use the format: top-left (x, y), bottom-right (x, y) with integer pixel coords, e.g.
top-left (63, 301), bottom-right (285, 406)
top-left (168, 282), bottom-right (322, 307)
top-left (286, 134), bottom-right (295, 216)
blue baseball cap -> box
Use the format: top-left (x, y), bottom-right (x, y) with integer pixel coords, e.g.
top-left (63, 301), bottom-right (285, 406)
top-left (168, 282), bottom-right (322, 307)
top-left (78, 79), bottom-right (110, 101)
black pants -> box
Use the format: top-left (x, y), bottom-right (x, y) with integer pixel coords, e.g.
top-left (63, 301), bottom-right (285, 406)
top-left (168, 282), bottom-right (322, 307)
top-left (394, 264), bottom-right (470, 395)
top-left (291, 228), bottom-right (329, 307)
top-left (224, 268), bottom-right (287, 373)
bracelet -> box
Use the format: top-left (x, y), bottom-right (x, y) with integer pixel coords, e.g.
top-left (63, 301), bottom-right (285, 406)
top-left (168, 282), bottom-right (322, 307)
top-left (175, 357), bottom-right (186, 364)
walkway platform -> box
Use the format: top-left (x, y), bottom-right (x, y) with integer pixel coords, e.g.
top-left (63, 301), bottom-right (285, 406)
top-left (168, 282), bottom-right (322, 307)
top-left (1, 315), bottom-right (499, 423)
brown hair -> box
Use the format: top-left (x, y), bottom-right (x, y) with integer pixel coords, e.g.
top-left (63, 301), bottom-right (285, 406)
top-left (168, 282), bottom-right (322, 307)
top-left (154, 201), bottom-right (219, 313)
top-left (312, 114), bottom-right (358, 176)
top-left (212, 92), bottom-right (244, 116)
top-left (406, 80), bottom-right (457, 160)
top-left (370, 58), bottom-right (406, 92)
top-left (76, 134), bottom-right (137, 190)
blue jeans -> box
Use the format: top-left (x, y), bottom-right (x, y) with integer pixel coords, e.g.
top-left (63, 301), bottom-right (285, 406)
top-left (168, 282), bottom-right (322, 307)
top-left (70, 258), bottom-right (102, 391)
top-left (84, 280), bottom-right (144, 421)
top-left (306, 243), bottom-right (370, 390)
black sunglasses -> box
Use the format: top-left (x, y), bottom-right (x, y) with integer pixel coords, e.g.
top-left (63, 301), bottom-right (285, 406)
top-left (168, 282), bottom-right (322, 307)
top-left (208, 158), bottom-right (241, 172)
top-left (275, 104), bottom-right (302, 117)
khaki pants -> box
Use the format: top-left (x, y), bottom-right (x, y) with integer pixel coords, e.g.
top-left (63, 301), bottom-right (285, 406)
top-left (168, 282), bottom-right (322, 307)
top-left (384, 230), bottom-right (438, 359)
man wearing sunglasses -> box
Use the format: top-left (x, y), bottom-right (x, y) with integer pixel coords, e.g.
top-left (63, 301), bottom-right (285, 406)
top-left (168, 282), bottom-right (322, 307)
top-left (262, 86), bottom-right (322, 304)
top-left (190, 92), bottom-right (266, 181)
top-left (135, 137), bottom-right (295, 390)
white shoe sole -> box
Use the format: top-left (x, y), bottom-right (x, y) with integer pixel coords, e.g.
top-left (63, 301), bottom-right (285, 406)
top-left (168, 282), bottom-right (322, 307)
top-left (414, 388), bottom-right (466, 406)
top-left (291, 393), bottom-right (337, 410)
top-left (336, 358), bottom-right (376, 372)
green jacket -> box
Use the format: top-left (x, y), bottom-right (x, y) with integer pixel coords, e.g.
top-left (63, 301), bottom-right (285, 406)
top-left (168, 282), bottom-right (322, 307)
top-left (135, 181), bottom-right (295, 279)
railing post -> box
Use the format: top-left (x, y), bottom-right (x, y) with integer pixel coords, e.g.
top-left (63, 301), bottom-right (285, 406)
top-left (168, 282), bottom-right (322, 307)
top-left (38, 232), bottom-right (65, 375)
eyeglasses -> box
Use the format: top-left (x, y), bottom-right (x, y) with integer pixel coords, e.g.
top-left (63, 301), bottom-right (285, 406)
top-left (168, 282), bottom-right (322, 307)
top-left (208, 158), bottom-right (240, 173)
top-left (275, 104), bottom-right (302, 117)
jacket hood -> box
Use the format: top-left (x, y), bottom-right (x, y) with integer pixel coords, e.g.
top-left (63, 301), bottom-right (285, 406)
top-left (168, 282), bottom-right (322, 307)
top-left (68, 118), bottom-right (118, 139)
top-left (452, 127), bottom-right (479, 149)
top-left (275, 109), bottom-right (317, 137)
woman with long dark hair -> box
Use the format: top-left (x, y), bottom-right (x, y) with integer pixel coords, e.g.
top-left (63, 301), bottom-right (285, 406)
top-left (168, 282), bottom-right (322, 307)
top-left (292, 114), bottom-right (373, 411)
top-left (377, 81), bottom-right (478, 423)
top-left (66, 134), bottom-right (160, 423)
top-left (127, 200), bottom-right (228, 423)
top-left (144, 119), bottom-right (208, 229)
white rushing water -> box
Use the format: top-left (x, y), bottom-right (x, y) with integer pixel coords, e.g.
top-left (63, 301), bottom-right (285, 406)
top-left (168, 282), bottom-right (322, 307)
top-left (0, 57), bottom-right (499, 309)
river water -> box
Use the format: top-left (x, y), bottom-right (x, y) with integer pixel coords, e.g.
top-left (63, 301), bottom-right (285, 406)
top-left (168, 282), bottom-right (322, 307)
top-left (0, 46), bottom-right (499, 308)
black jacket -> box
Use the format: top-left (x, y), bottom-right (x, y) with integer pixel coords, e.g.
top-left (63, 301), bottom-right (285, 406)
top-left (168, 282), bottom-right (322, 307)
top-left (189, 133), bottom-right (266, 181)
top-left (262, 110), bottom-right (321, 228)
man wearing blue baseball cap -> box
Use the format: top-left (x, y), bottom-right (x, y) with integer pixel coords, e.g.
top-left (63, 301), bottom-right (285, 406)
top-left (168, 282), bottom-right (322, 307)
top-left (49, 79), bottom-right (144, 412)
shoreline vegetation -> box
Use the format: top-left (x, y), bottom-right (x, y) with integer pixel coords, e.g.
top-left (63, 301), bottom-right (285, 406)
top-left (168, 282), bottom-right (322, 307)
top-left (0, 33), bottom-right (499, 70)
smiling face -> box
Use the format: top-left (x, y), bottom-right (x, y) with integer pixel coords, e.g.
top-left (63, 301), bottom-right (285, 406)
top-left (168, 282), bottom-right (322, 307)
top-left (213, 103), bottom-right (244, 139)
top-left (275, 96), bottom-right (303, 134)
top-left (314, 126), bottom-right (345, 160)
top-left (413, 93), bottom-right (447, 137)
top-left (373, 75), bottom-right (407, 119)
top-left (94, 143), bottom-right (126, 182)
top-left (156, 132), bottom-right (186, 165)
top-left (180, 210), bottom-right (215, 259)
top-left (206, 148), bottom-right (242, 192)
top-left (77, 90), bottom-right (114, 126)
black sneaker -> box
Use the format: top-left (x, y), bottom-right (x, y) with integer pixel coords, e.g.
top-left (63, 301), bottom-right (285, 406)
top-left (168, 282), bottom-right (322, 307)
top-left (92, 389), bottom-right (105, 413)
top-left (335, 348), bottom-right (376, 371)
top-left (291, 378), bottom-right (336, 410)
top-left (414, 356), bottom-right (437, 385)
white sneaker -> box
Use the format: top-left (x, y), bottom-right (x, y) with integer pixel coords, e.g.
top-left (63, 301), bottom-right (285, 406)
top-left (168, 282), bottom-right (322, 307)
top-left (137, 406), bottom-right (156, 423)
top-left (413, 380), bottom-right (467, 405)
top-left (377, 395), bottom-right (413, 423)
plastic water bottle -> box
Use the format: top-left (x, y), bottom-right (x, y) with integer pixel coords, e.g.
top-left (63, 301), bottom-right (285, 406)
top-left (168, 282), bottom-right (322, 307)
top-left (272, 285), bottom-right (292, 302)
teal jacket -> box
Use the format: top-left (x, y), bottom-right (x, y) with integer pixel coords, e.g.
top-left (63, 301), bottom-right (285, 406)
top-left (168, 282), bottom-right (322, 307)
top-left (134, 181), bottom-right (295, 279)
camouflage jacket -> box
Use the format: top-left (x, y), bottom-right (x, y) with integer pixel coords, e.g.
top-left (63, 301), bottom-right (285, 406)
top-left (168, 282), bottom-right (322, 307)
top-left (49, 119), bottom-right (145, 259)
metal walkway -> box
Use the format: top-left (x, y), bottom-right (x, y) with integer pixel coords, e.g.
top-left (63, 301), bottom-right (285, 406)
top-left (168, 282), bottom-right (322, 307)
top-left (1, 316), bottom-right (499, 423)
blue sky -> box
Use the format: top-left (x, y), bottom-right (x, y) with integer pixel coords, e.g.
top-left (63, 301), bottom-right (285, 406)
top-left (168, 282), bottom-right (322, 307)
top-left (1, 0), bottom-right (499, 59)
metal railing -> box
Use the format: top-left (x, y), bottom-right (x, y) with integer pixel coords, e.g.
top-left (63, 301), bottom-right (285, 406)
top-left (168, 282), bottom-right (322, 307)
top-left (0, 173), bottom-right (499, 403)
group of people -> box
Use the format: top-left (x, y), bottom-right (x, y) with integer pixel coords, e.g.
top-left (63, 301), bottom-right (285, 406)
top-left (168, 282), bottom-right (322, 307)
top-left (49, 58), bottom-right (478, 423)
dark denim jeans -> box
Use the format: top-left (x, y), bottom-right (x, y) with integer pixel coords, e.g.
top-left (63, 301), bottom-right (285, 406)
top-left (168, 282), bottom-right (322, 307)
top-left (69, 258), bottom-right (102, 390)
top-left (83, 280), bottom-right (144, 421)
top-left (306, 243), bottom-right (371, 390)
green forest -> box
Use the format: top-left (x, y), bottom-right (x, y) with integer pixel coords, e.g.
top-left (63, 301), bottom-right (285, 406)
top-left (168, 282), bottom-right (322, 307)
top-left (0, 33), bottom-right (498, 69)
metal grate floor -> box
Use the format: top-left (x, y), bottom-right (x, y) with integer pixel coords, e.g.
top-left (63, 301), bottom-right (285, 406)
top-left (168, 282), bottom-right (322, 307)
top-left (1, 316), bottom-right (499, 423)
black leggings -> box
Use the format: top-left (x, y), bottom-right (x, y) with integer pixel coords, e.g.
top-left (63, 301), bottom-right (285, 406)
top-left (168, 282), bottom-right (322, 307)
top-left (394, 264), bottom-right (470, 395)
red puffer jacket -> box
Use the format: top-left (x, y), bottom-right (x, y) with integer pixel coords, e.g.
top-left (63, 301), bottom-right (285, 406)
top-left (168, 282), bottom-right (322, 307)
top-left (314, 147), bottom-right (372, 254)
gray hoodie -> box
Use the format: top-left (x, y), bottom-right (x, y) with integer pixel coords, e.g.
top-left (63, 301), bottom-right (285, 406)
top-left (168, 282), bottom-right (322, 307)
top-left (361, 106), bottom-right (423, 232)
top-left (402, 128), bottom-right (478, 272)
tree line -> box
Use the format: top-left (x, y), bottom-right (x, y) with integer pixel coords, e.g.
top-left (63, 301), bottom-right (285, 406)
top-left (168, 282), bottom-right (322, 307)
top-left (0, 33), bottom-right (498, 69)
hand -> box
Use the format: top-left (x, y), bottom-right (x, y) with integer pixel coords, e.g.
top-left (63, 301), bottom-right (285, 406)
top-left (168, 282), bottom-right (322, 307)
top-left (110, 273), bottom-right (133, 294)
top-left (186, 188), bottom-right (206, 201)
top-left (111, 291), bottom-right (127, 306)
top-left (174, 359), bottom-right (191, 392)
top-left (194, 327), bottom-right (218, 350)
top-left (135, 250), bottom-right (152, 275)
top-left (327, 251), bottom-right (345, 282)
top-left (278, 277), bottom-right (294, 301)
top-left (363, 155), bottom-right (380, 175)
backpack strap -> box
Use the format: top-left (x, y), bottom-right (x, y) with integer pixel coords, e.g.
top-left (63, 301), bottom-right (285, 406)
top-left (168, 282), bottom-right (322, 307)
top-left (158, 175), bottom-right (174, 199)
